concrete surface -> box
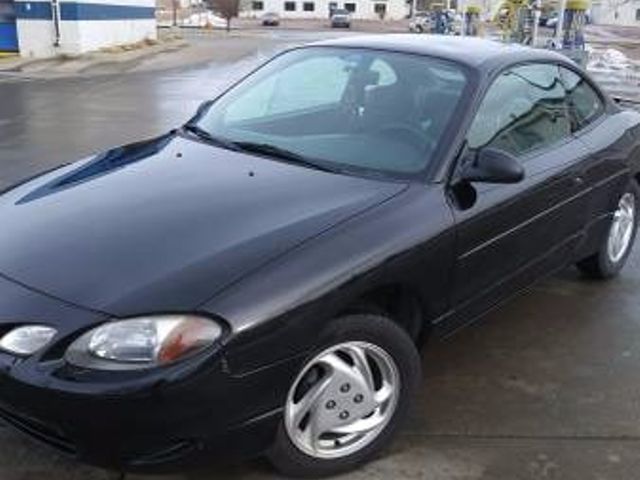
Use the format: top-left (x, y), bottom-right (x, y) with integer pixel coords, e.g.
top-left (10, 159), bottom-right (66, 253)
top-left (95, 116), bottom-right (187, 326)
top-left (0, 32), bottom-right (242, 79)
top-left (1, 29), bottom-right (640, 480)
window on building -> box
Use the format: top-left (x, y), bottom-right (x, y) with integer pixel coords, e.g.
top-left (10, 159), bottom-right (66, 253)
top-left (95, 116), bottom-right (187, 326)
top-left (303, 2), bottom-right (315, 11)
top-left (0, 1), bottom-right (17, 22)
top-left (344, 2), bottom-right (356, 12)
top-left (252, 1), bottom-right (264, 9)
top-left (374, 3), bottom-right (387, 18)
top-left (466, 63), bottom-right (573, 159)
top-left (636, 8), bottom-right (640, 21)
top-left (284, 1), bottom-right (296, 10)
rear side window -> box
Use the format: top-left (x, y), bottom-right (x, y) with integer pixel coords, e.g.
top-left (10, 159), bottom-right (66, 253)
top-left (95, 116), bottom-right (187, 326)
top-left (467, 63), bottom-right (573, 159)
top-left (559, 66), bottom-right (604, 131)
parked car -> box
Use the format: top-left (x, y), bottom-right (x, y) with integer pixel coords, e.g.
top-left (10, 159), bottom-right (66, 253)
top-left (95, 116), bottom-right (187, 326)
top-left (261, 11), bottom-right (280, 26)
top-left (0, 35), bottom-right (639, 478)
top-left (544, 11), bottom-right (559, 28)
top-left (409, 12), bottom-right (433, 33)
top-left (330, 8), bottom-right (351, 28)
top-left (538, 11), bottom-right (550, 26)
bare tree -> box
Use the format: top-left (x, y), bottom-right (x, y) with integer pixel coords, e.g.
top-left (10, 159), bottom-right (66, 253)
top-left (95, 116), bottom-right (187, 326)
top-left (207, 0), bottom-right (241, 31)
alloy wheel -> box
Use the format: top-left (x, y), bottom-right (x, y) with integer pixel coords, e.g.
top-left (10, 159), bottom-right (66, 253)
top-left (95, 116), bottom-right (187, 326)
top-left (607, 192), bottom-right (636, 264)
top-left (284, 341), bottom-right (400, 460)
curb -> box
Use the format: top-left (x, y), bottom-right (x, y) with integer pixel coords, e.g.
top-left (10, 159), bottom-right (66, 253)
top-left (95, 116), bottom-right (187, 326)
top-left (0, 38), bottom-right (188, 78)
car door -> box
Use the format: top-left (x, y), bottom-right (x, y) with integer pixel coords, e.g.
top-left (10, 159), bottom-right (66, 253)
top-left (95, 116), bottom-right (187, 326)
top-left (559, 66), bottom-right (638, 258)
top-left (447, 62), bottom-right (592, 330)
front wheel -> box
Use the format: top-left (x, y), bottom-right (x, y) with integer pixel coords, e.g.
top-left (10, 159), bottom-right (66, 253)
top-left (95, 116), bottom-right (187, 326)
top-left (268, 314), bottom-right (421, 477)
top-left (577, 181), bottom-right (639, 279)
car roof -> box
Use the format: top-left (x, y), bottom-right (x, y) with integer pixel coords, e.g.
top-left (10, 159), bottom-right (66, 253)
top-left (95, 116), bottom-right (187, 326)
top-left (312, 34), bottom-right (572, 71)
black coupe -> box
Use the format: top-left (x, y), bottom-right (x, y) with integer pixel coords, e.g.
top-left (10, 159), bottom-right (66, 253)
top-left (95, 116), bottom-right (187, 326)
top-left (0, 35), bottom-right (639, 477)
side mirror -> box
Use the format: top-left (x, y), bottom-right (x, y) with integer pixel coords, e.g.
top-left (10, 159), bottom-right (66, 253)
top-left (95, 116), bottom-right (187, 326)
top-left (460, 148), bottom-right (524, 184)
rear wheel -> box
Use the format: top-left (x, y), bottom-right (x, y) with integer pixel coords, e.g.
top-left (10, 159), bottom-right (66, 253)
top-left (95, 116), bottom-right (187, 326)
top-left (268, 314), bottom-right (420, 477)
top-left (577, 181), bottom-right (639, 279)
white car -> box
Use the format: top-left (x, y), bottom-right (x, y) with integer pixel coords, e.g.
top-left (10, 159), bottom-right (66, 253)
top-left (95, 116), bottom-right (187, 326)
top-left (409, 13), bottom-right (432, 33)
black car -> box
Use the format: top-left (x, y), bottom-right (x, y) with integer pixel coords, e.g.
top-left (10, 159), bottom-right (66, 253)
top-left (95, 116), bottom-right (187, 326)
top-left (0, 35), bottom-right (639, 477)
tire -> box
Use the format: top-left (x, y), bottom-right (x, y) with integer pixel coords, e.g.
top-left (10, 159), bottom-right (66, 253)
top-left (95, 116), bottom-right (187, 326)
top-left (577, 180), bottom-right (640, 279)
top-left (268, 314), bottom-right (421, 478)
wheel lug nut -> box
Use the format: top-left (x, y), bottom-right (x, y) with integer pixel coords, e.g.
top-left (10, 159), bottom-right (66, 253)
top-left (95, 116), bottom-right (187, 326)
top-left (339, 410), bottom-right (350, 420)
top-left (354, 394), bottom-right (364, 403)
top-left (325, 400), bottom-right (336, 410)
top-left (340, 383), bottom-right (351, 393)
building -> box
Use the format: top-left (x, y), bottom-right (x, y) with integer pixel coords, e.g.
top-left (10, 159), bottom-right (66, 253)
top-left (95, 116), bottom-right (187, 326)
top-left (243, 0), bottom-right (409, 20)
top-left (0, 0), bottom-right (157, 58)
top-left (591, 0), bottom-right (640, 25)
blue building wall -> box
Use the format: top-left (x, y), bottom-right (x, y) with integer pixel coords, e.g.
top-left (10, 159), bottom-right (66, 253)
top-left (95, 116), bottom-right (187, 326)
top-left (15, 0), bottom-right (157, 57)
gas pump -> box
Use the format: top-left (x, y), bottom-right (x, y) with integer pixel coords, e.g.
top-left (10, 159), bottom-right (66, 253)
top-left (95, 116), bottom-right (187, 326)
top-left (464, 5), bottom-right (481, 36)
top-left (552, 0), bottom-right (590, 66)
top-left (433, 4), bottom-right (449, 34)
top-left (560, 0), bottom-right (589, 49)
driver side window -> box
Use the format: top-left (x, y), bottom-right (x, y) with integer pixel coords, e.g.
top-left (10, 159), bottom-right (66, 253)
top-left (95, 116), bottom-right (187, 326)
top-left (466, 63), bottom-right (573, 160)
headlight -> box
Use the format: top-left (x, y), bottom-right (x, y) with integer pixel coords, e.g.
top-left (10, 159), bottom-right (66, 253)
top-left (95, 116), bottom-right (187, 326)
top-left (66, 315), bottom-right (222, 370)
top-left (0, 325), bottom-right (57, 356)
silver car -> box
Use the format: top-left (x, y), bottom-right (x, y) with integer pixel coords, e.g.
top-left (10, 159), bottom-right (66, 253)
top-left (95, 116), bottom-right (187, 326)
top-left (409, 12), bottom-right (432, 33)
top-left (331, 9), bottom-right (351, 28)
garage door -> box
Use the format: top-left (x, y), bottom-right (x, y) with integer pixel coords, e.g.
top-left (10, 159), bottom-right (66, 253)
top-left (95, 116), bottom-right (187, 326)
top-left (0, 0), bottom-right (18, 52)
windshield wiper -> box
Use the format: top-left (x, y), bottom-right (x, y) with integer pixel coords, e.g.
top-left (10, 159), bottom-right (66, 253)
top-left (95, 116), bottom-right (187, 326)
top-left (182, 124), bottom-right (242, 152)
top-left (232, 141), bottom-right (337, 173)
top-left (182, 127), bottom-right (337, 173)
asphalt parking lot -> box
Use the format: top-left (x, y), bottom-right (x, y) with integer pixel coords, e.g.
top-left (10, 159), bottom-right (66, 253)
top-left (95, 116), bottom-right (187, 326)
top-left (1, 32), bottom-right (639, 480)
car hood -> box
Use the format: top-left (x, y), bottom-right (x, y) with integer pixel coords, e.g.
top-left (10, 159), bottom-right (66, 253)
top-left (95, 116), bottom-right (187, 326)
top-left (0, 133), bottom-right (406, 317)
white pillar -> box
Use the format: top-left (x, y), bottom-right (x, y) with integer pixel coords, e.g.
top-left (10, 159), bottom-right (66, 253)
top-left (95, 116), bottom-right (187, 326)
top-left (555, 0), bottom-right (567, 47)
top-left (532, 0), bottom-right (541, 46)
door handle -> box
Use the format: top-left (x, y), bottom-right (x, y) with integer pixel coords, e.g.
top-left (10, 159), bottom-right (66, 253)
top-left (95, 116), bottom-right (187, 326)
top-left (573, 176), bottom-right (585, 186)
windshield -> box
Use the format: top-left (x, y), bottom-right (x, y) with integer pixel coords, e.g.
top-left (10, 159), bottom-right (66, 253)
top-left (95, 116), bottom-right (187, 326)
top-left (193, 47), bottom-right (468, 178)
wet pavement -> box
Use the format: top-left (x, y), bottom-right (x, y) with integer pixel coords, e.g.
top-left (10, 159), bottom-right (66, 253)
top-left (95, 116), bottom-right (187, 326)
top-left (0, 30), bottom-right (350, 191)
top-left (1, 30), bottom-right (640, 480)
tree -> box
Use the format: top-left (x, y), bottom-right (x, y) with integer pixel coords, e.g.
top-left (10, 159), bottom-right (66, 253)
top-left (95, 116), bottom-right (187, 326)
top-left (208, 0), bottom-right (241, 31)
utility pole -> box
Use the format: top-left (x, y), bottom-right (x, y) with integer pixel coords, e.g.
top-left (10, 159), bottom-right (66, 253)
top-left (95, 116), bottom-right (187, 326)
top-left (172, 0), bottom-right (179, 26)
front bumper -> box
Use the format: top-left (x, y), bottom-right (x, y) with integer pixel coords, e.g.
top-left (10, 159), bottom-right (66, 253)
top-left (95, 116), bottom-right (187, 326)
top-left (0, 275), bottom-right (297, 472)
top-left (0, 348), bottom-right (298, 472)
